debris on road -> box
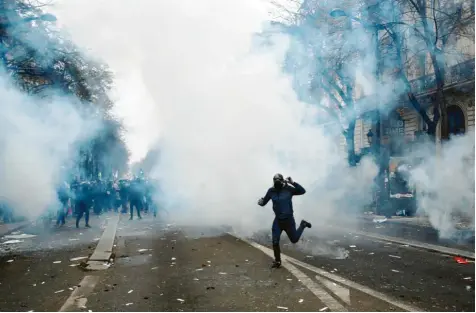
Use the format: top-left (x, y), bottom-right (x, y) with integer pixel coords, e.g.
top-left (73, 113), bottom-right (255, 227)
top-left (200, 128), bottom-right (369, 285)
top-left (68, 238), bottom-right (79, 241)
top-left (349, 245), bottom-right (356, 248)
top-left (138, 249), bottom-right (150, 253)
top-left (389, 255), bottom-right (401, 259)
top-left (286, 279), bottom-right (292, 281)
top-left (369, 252), bottom-right (375, 255)
top-left (6, 259), bottom-right (14, 263)
top-left (373, 218), bottom-right (387, 223)
top-left (54, 290), bottom-right (64, 293)
top-left (53, 261), bottom-right (62, 264)
top-left (319, 306), bottom-right (329, 311)
top-left (125, 303), bottom-right (133, 306)
top-left (463, 277), bottom-right (472, 280)
top-left (454, 256), bottom-right (471, 264)
top-left (2, 239), bottom-right (24, 244)
top-left (218, 272), bottom-right (227, 275)
top-left (128, 290), bottom-right (133, 294)
top-left (70, 256), bottom-right (88, 261)
top-left (391, 269), bottom-right (400, 273)
top-left (466, 286), bottom-right (472, 291)
top-left (171, 257), bottom-right (176, 261)
top-left (193, 278), bottom-right (199, 281)
top-left (4, 234), bottom-right (36, 239)
top-left (177, 298), bottom-right (185, 303)
top-left (298, 299), bottom-right (304, 303)
top-left (277, 306), bottom-right (288, 310)
top-left (151, 267), bottom-right (158, 270)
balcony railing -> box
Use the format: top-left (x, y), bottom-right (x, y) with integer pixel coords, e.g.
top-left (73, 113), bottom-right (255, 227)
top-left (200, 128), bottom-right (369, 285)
top-left (409, 58), bottom-right (475, 94)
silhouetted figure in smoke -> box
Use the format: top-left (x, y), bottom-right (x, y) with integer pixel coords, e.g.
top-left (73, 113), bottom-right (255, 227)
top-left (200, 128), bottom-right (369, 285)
top-left (258, 174), bottom-right (311, 268)
top-left (75, 182), bottom-right (92, 228)
top-left (56, 182), bottom-right (70, 226)
top-left (128, 178), bottom-right (143, 220)
top-left (119, 180), bottom-right (129, 213)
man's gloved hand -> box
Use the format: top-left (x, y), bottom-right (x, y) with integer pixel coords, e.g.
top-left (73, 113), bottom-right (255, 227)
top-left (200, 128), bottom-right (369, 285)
top-left (286, 177), bottom-right (294, 184)
top-left (257, 198), bottom-right (264, 206)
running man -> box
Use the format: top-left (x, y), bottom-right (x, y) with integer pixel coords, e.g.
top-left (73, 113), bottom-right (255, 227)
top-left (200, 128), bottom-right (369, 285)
top-left (258, 174), bottom-right (312, 268)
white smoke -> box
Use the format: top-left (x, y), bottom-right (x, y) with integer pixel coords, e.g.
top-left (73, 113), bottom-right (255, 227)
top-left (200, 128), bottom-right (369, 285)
top-left (52, 0), bottom-right (378, 236)
top-left (0, 76), bottom-right (98, 219)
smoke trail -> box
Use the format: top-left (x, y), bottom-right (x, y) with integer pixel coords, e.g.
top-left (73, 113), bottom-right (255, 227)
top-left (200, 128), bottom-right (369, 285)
top-left (0, 75), bottom-right (99, 219)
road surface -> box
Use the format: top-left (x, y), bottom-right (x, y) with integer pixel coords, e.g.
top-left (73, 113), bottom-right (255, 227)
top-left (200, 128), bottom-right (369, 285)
top-left (0, 213), bottom-right (474, 312)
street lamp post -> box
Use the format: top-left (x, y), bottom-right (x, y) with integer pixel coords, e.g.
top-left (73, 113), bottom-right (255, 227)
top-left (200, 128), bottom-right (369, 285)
top-left (329, 8), bottom-right (390, 217)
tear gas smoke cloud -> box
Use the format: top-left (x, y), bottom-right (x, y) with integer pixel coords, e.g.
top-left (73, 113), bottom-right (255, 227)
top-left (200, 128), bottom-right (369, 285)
top-left (52, 0), bottom-right (378, 236)
top-left (408, 132), bottom-right (475, 238)
top-left (53, 0), bottom-right (474, 239)
top-left (0, 75), bottom-right (99, 219)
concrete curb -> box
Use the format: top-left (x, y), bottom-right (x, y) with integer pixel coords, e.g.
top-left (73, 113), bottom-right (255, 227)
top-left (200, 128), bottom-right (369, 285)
top-left (354, 230), bottom-right (475, 260)
top-left (86, 215), bottom-right (120, 270)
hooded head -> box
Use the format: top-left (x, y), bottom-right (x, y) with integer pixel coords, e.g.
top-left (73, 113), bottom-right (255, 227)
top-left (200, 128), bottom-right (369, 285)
top-left (273, 173), bottom-right (285, 190)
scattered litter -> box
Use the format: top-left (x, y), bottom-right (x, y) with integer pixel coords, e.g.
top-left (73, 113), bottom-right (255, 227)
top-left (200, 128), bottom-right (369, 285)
top-left (4, 234), bottom-right (36, 239)
top-left (298, 299), bottom-right (304, 303)
top-left (70, 256), bottom-right (88, 261)
top-left (245, 259), bottom-right (249, 262)
top-left (333, 268), bottom-right (338, 272)
top-left (305, 255), bottom-right (313, 258)
top-left (128, 290), bottom-right (133, 294)
top-left (32, 284), bottom-right (36, 287)
top-left (68, 287), bottom-right (74, 291)
top-left (41, 282), bottom-right (45, 285)
top-left (349, 245), bottom-right (356, 248)
top-left (2, 240), bottom-right (24, 244)
top-left (319, 307), bottom-right (329, 312)
top-left (171, 262), bottom-right (176, 265)
top-left (207, 260), bottom-right (211, 263)
top-left (54, 290), bottom-right (64, 294)
top-left (79, 233), bottom-right (83, 235)
top-left (151, 267), bottom-right (158, 270)
top-left (466, 285), bottom-right (471, 291)
top-left (193, 278), bottom-right (199, 281)
top-left (68, 238), bottom-right (79, 241)
top-left (196, 268), bottom-right (203, 271)
top-left (277, 306), bottom-right (288, 310)
top-left (369, 252), bottom-right (375, 255)
top-left (125, 303), bottom-right (133, 306)
top-left (463, 277), bottom-right (472, 280)
top-left (391, 269), bottom-right (400, 273)
top-left (218, 272), bottom-right (227, 275)
top-left (171, 257), bottom-right (176, 261)
top-left (286, 279), bottom-right (292, 281)
top-left (454, 256), bottom-right (470, 264)
top-left (402, 244), bottom-right (409, 247)
top-left (177, 298), bottom-right (185, 303)
top-left (6, 259), bottom-right (14, 263)
top-left (93, 238), bottom-right (100, 241)
top-left (138, 249), bottom-right (149, 253)
top-left (373, 218), bottom-right (387, 223)
top-left (53, 261), bottom-right (62, 264)
top-left (389, 255), bottom-right (401, 259)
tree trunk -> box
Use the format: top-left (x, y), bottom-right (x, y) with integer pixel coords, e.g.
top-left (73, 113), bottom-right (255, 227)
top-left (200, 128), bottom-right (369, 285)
top-left (344, 119), bottom-right (357, 166)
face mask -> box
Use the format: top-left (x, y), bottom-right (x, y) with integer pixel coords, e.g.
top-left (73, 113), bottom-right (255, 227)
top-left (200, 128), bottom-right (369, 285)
top-left (274, 180), bottom-right (284, 189)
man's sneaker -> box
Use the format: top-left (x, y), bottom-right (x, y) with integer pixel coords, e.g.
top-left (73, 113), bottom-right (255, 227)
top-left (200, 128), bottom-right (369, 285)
top-left (85, 224), bottom-right (91, 228)
top-left (301, 220), bottom-right (312, 228)
top-left (271, 261), bottom-right (281, 269)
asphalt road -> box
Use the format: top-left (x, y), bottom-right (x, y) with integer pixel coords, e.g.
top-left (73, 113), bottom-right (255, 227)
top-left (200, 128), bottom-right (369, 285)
top-left (0, 213), bottom-right (474, 312)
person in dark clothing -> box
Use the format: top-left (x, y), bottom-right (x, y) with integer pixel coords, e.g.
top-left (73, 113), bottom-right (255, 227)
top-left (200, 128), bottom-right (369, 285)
top-left (128, 178), bottom-right (143, 220)
top-left (56, 182), bottom-right (70, 226)
top-left (75, 182), bottom-right (92, 228)
top-left (119, 180), bottom-right (129, 214)
top-left (258, 174), bottom-right (312, 268)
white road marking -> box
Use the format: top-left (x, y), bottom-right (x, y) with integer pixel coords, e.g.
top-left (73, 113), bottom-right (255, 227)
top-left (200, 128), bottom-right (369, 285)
top-left (59, 276), bottom-right (100, 312)
top-left (314, 275), bottom-right (350, 305)
top-left (229, 233), bottom-right (423, 312)
top-left (242, 238), bottom-right (347, 311)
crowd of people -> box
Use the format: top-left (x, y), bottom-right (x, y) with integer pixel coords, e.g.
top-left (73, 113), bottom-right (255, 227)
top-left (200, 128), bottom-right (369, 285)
top-left (55, 176), bottom-right (160, 228)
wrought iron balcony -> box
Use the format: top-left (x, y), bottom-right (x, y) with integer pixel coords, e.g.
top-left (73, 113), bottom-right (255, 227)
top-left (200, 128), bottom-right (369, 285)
top-left (409, 58), bottom-right (475, 94)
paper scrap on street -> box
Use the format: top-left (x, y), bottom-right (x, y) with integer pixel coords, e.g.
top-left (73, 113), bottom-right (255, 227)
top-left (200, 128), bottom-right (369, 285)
top-left (2, 240), bottom-right (24, 244)
top-left (54, 290), bottom-right (64, 293)
top-left (53, 261), bottom-right (62, 264)
top-left (349, 245), bottom-right (356, 248)
top-left (70, 256), bottom-right (88, 261)
top-left (298, 299), bottom-right (304, 303)
top-left (391, 269), bottom-right (400, 273)
top-left (4, 234), bottom-right (36, 239)
top-left (389, 255), bottom-right (401, 259)
top-left (128, 290), bottom-right (133, 294)
top-left (177, 298), bottom-right (185, 303)
top-left (277, 306), bottom-right (288, 310)
top-left (6, 259), bottom-right (14, 263)
top-left (319, 307), bottom-right (329, 312)
top-left (373, 218), bottom-right (387, 223)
